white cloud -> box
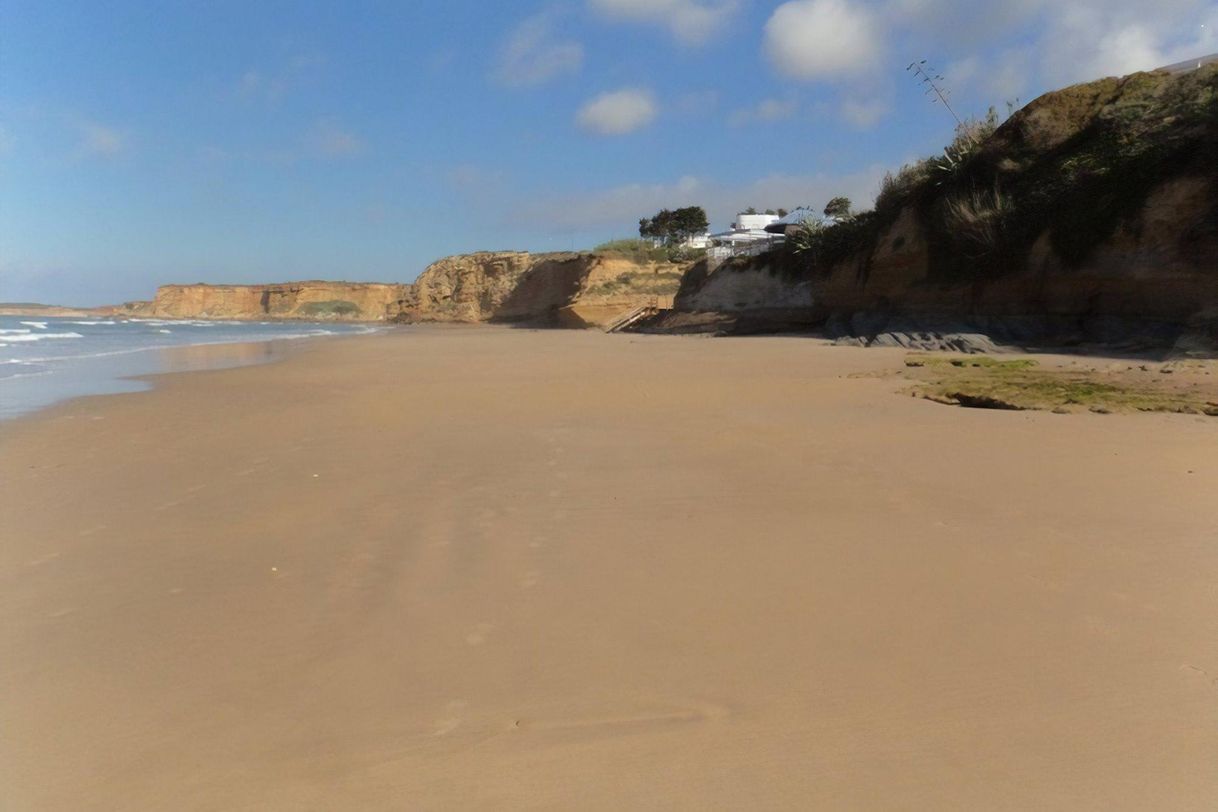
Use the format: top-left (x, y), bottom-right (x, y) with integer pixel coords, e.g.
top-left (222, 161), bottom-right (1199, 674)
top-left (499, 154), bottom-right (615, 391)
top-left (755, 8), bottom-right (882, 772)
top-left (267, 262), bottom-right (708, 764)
top-left (589, 0), bottom-right (739, 45)
top-left (79, 122), bottom-right (125, 158)
top-left (1035, 4), bottom-right (1218, 86)
top-left (755, 0), bottom-right (1213, 129)
top-left (576, 88), bottom-right (658, 135)
top-left (983, 50), bottom-right (1035, 103)
top-left (887, 0), bottom-right (1043, 47)
top-left (729, 97), bottom-right (799, 126)
top-left (1093, 25), bottom-right (1165, 75)
top-left (887, 0), bottom-right (1216, 96)
top-left (764, 0), bottom-right (882, 80)
top-left (514, 167), bottom-right (889, 232)
top-left (493, 11), bottom-right (584, 87)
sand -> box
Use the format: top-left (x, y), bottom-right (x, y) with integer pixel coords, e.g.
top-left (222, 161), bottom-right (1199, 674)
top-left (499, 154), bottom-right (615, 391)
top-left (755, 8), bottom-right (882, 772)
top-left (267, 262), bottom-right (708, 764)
top-left (2, 326), bottom-right (1216, 809)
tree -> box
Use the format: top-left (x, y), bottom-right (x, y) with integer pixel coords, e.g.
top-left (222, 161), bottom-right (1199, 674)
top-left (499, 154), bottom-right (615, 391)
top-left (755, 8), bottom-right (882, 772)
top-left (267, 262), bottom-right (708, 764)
top-left (742, 206), bottom-right (758, 215)
top-left (824, 197), bottom-right (853, 220)
top-left (777, 208), bottom-right (790, 218)
top-left (639, 206), bottom-right (708, 245)
top-left (671, 206), bottom-right (709, 241)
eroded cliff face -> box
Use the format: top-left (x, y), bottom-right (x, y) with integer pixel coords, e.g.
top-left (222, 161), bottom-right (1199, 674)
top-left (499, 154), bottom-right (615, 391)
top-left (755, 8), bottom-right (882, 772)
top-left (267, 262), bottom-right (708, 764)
top-left (668, 173), bottom-right (1218, 347)
top-left (665, 64), bottom-right (1218, 351)
top-left (811, 173), bottom-right (1218, 334)
top-left (398, 251), bottom-right (688, 326)
top-left (675, 260), bottom-right (813, 314)
top-left (400, 252), bottom-right (574, 323)
top-left (127, 282), bottom-right (410, 321)
top-left (111, 252), bottom-right (693, 326)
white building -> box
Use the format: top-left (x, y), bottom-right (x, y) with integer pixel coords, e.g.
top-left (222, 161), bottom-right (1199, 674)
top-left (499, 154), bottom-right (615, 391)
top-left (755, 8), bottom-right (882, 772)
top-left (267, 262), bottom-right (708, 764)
top-left (708, 212), bottom-right (784, 259)
top-left (734, 213), bottom-right (781, 232)
top-left (644, 232), bottom-right (711, 250)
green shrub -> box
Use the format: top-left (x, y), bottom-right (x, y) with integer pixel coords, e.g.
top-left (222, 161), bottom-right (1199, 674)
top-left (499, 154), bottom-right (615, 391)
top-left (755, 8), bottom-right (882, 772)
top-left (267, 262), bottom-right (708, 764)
top-left (593, 239), bottom-right (672, 263)
top-left (941, 184), bottom-right (1014, 258)
top-left (585, 271), bottom-right (686, 297)
top-left (931, 108), bottom-right (1001, 184)
top-left (876, 159), bottom-right (936, 213)
top-left (788, 212), bottom-right (882, 269)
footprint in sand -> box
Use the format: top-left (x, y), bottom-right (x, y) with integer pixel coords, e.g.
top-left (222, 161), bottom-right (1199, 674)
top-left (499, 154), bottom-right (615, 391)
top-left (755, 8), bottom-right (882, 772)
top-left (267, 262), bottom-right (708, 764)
top-left (466, 623), bottom-right (495, 646)
top-left (519, 571), bottom-right (542, 589)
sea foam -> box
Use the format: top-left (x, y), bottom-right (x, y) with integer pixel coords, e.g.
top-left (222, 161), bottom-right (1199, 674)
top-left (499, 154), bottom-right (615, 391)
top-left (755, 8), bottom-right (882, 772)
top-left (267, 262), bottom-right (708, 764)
top-left (1, 332), bottom-right (84, 342)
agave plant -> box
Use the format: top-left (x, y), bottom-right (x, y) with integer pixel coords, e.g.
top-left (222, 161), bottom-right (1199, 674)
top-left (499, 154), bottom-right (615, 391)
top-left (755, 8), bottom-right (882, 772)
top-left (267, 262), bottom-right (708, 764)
top-left (788, 217), bottom-right (826, 256)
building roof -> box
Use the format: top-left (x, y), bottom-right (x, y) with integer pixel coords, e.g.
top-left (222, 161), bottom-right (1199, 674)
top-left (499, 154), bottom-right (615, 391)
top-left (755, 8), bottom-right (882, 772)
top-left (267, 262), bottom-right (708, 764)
top-left (711, 230), bottom-right (781, 243)
top-left (766, 207), bottom-right (822, 234)
top-left (773, 207), bottom-right (819, 225)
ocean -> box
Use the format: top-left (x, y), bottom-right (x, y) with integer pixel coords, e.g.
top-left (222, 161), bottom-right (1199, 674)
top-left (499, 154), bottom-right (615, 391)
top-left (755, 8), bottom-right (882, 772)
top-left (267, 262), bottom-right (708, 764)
top-left (0, 315), bottom-right (379, 420)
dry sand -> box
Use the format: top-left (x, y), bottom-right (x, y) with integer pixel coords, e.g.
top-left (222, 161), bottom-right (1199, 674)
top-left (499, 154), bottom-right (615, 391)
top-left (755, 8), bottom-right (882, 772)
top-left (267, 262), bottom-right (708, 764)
top-left (2, 326), bottom-right (1216, 809)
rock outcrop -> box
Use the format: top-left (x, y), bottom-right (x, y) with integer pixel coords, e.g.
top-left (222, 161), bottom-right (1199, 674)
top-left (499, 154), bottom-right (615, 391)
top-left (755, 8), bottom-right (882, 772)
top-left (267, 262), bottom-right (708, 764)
top-left (109, 253), bottom-right (692, 327)
top-left (397, 251), bottom-right (687, 326)
top-left (122, 282), bottom-right (410, 322)
top-left (0, 304), bottom-right (106, 318)
top-left (661, 63), bottom-right (1218, 354)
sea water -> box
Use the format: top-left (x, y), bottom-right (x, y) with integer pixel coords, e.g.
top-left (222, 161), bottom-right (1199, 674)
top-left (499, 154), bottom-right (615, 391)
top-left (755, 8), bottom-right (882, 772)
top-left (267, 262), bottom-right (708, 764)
top-left (0, 316), bottom-right (379, 420)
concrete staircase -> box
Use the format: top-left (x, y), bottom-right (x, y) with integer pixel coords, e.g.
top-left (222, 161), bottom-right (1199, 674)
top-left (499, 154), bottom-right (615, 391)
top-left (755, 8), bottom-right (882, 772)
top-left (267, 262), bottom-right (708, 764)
top-left (604, 304), bottom-right (658, 333)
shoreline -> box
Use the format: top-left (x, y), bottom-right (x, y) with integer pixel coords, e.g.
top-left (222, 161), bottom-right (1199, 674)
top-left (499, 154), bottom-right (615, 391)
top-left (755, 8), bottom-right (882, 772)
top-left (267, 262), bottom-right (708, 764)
top-left (3, 327), bottom-right (1217, 808)
top-left (0, 322), bottom-right (389, 423)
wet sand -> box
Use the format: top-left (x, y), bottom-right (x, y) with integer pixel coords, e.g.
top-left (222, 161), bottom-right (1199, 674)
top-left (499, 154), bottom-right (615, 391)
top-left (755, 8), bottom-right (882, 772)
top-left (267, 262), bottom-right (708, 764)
top-left (2, 326), bottom-right (1216, 809)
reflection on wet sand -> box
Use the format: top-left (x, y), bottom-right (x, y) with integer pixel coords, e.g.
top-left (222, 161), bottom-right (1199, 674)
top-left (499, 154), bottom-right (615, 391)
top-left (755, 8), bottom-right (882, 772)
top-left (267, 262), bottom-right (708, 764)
top-left (155, 339), bottom-right (284, 373)
top-left (1, 338), bottom-right (301, 420)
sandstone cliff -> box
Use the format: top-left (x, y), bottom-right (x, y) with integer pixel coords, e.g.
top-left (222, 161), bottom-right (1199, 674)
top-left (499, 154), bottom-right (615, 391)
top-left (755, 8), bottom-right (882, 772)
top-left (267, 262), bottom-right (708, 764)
top-left (112, 252), bottom-right (691, 327)
top-left (122, 282), bottom-right (410, 322)
top-left (397, 251), bottom-right (687, 327)
top-left (661, 63), bottom-right (1218, 353)
top-left (0, 303), bottom-right (106, 317)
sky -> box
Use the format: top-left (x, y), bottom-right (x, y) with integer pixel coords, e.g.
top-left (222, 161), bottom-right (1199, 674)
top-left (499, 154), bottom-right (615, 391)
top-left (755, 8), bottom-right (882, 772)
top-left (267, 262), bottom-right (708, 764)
top-left (1, 0), bottom-right (1215, 305)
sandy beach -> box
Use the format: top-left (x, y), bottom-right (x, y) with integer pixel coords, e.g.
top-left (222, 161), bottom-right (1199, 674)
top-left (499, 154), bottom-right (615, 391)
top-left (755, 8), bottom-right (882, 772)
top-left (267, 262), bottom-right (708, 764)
top-left (2, 326), bottom-right (1216, 809)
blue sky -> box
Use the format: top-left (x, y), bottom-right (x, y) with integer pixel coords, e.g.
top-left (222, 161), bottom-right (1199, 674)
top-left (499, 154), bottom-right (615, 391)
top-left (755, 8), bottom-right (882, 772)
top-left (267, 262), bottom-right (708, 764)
top-left (2, 0), bottom-right (1215, 304)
